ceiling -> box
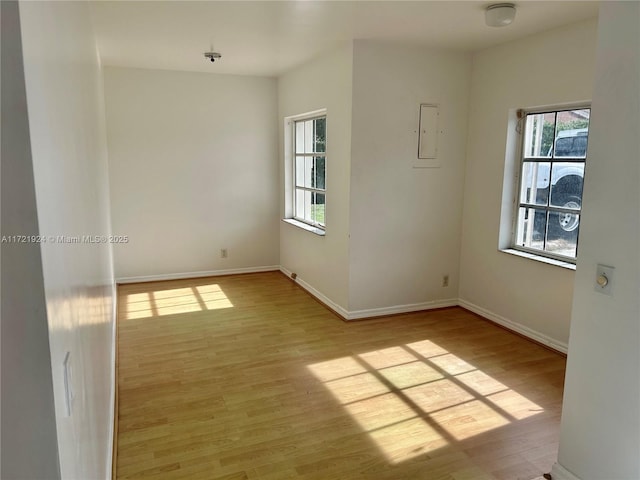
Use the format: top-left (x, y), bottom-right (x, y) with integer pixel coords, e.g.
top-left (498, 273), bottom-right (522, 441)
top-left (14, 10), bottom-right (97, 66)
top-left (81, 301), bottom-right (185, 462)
top-left (90, 1), bottom-right (600, 77)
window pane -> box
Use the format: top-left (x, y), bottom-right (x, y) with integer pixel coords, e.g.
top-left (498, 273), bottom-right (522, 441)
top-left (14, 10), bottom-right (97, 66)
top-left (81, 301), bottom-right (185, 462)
top-left (312, 193), bottom-right (325, 226)
top-left (304, 190), bottom-right (312, 222)
top-left (304, 156), bottom-right (313, 188)
top-left (314, 117), bottom-right (326, 153)
top-left (295, 156), bottom-right (305, 187)
top-left (313, 156), bottom-right (326, 190)
top-left (549, 163), bottom-right (584, 208)
top-left (546, 212), bottom-right (579, 258)
top-left (296, 189), bottom-right (313, 222)
top-left (295, 189), bottom-right (305, 219)
top-left (516, 207), bottom-right (546, 250)
top-left (554, 109), bottom-right (590, 158)
top-left (304, 120), bottom-right (313, 154)
top-left (520, 162), bottom-right (550, 205)
top-left (548, 207), bottom-right (580, 236)
top-left (554, 134), bottom-right (588, 158)
top-left (524, 112), bottom-right (555, 158)
top-left (295, 122), bottom-right (305, 154)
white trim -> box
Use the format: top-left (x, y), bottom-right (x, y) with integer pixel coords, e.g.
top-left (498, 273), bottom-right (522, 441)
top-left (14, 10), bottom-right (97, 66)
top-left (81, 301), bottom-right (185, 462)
top-left (347, 299), bottom-right (458, 320)
top-left (282, 218), bottom-right (325, 236)
top-left (279, 266), bottom-right (350, 318)
top-left (287, 108), bottom-right (327, 123)
top-left (106, 279), bottom-right (117, 480)
top-left (551, 463), bottom-right (582, 480)
top-left (458, 298), bottom-right (568, 354)
top-left (280, 266), bottom-right (456, 320)
top-left (500, 248), bottom-right (576, 270)
top-left (116, 266), bottom-right (280, 284)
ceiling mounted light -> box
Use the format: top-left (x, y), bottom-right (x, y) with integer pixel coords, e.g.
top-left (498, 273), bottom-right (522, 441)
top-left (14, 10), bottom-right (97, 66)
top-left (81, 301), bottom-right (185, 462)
top-left (485, 3), bottom-right (516, 27)
top-left (204, 52), bottom-right (222, 63)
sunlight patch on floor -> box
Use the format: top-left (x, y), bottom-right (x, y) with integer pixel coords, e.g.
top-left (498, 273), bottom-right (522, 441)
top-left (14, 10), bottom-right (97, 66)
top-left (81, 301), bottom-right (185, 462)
top-left (307, 356), bottom-right (367, 382)
top-left (123, 284), bottom-right (233, 320)
top-left (378, 361), bottom-right (443, 389)
top-left (307, 340), bottom-right (544, 463)
top-left (344, 393), bottom-right (416, 431)
top-left (368, 417), bottom-right (448, 463)
top-left (324, 373), bottom-right (389, 404)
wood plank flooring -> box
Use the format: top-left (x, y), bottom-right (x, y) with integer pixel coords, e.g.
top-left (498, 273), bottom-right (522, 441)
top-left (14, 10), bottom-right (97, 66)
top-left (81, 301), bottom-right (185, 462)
top-left (116, 272), bottom-right (566, 480)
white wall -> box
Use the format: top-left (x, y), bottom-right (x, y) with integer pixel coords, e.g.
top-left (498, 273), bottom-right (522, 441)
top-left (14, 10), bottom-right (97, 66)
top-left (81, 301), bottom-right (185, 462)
top-left (18, 1), bottom-right (116, 478)
top-left (1, 2), bottom-right (61, 477)
top-left (349, 41), bottom-right (470, 312)
top-left (459, 20), bottom-right (598, 348)
top-left (278, 44), bottom-right (353, 311)
top-left (553, 3), bottom-right (640, 479)
top-left (104, 67), bottom-right (279, 281)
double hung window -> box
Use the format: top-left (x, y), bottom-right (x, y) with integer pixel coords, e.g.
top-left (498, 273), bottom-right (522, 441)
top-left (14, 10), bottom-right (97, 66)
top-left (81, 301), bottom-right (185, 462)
top-left (514, 107), bottom-right (591, 261)
top-left (293, 115), bottom-right (326, 229)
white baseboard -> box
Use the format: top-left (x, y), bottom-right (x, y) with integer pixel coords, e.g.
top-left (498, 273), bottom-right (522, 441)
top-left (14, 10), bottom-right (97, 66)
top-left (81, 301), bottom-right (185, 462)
top-left (279, 267), bottom-right (457, 320)
top-left (279, 266), bottom-right (350, 318)
top-left (116, 265), bottom-right (280, 284)
top-left (458, 298), bottom-right (568, 354)
top-left (348, 299), bottom-right (458, 320)
top-left (551, 463), bottom-right (581, 480)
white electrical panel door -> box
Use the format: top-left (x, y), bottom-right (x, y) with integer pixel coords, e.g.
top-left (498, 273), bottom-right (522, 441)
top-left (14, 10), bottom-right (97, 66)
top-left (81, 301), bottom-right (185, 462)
top-left (418, 104), bottom-right (439, 159)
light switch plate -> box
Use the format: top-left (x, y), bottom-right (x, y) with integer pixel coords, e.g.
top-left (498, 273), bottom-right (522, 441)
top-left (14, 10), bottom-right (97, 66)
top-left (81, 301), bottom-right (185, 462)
top-left (595, 264), bottom-right (614, 295)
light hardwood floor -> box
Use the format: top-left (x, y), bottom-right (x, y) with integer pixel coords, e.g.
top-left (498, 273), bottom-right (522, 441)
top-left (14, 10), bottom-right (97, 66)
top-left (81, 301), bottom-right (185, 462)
top-left (116, 272), bottom-right (566, 480)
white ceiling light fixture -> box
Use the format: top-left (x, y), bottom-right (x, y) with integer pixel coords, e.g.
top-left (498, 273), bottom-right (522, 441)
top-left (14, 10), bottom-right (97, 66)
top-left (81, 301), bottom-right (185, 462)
top-left (485, 3), bottom-right (517, 27)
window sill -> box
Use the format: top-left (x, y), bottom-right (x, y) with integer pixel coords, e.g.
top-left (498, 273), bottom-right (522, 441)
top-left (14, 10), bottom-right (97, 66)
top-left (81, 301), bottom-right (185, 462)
top-left (500, 248), bottom-right (576, 271)
top-left (282, 218), bottom-right (326, 236)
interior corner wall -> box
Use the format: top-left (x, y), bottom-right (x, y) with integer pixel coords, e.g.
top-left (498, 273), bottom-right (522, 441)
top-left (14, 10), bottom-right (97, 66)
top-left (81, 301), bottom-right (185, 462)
top-left (554, 3), bottom-right (640, 479)
top-left (278, 43), bottom-right (353, 311)
top-left (348, 40), bottom-right (471, 312)
top-left (104, 67), bottom-right (279, 281)
top-left (459, 19), bottom-right (598, 347)
top-left (1, 2), bottom-right (61, 478)
top-left (18, 1), bottom-right (116, 478)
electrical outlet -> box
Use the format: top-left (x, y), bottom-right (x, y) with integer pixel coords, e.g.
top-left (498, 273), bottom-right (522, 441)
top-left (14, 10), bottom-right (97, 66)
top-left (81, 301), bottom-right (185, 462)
top-left (220, 248), bottom-right (228, 258)
top-left (442, 275), bottom-right (449, 287)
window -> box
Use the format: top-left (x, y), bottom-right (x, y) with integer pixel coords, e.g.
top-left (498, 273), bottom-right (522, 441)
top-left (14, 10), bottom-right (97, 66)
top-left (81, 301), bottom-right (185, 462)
top-left (513, 106), bottom-right (591, 261)
top-left (293, 115), bottom-right (326, 229)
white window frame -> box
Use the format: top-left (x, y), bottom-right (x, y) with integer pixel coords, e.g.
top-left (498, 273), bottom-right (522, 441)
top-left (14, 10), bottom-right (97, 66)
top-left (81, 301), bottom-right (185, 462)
top-left (510, 104), bottom-right (591, 264)
top-left (283, 110), bottom-right (327, 234)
